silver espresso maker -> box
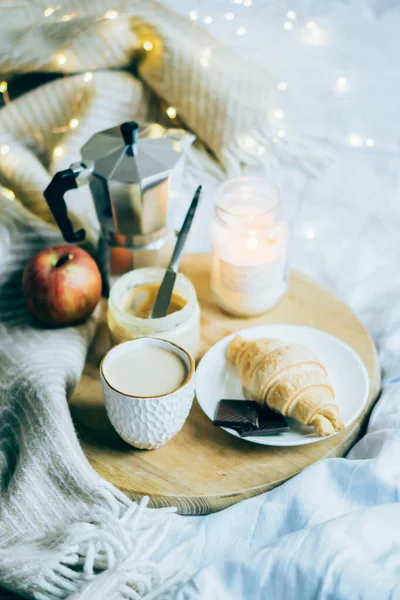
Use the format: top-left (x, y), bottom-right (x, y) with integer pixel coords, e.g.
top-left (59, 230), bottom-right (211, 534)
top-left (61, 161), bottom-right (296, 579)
top-left (44, 121), bottom-right (195, 293)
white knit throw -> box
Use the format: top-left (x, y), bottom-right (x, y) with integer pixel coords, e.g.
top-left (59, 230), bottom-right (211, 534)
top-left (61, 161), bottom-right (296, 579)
top-left (0, 197), bottom-right (188, 599)
top-left (0, 2), bottom-right (330, 598)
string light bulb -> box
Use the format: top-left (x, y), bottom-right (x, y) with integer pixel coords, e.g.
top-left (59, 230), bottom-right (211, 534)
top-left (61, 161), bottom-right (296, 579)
top-left (166, 106), bottom-right (177, 119)
top-left (53, 146), bottom-right (64, 157)
top-left (283, 21), bottom-right (293, 30)
top-left (277, 129), bottom-right (286, 138)
top-left (334, 76), bottom-right (349, 93)
top-left (104, 10), bottom-right (118, 19)
top-left (0, 81), bottom-right (7, 93)
top-left (240, 135), bottom-right (256, 151)
top-left (277, 81), bottom-right (288, 91)
top-left (62, 14), bottom-right (74, 21)
top-left (3, 188), bottom-right (15, 200)
top-left (243, 0), bottom-right (253, 6)
top-left (236, 26), bottom-right (247, 36)
top-left (69, 118), bottom-right (79, 129)
top-left (366, 138), bottom-right (375, 147)
top-left (203, 16), bottom-right (213, 24)
top-left (224, 12), bottom-right (234, 20)
top-left (143, 41), bottom-right (153, 51)
top-left (189, 10), bottom-right (198, 20)
top-left (83, 72), bottom-right (93, 83)
top-left (347, 134), bottom-right (362, 147)
top-left (287, 11), bottom-right (297, 19)
top-left (274, 110), bottom-right (285, 119)
top-left (303, 22), bottom-right (325, 45)
top-left (44, 7), bottom-right (54, 17)
top-left (57, 54), bottom-right (67, 65)
top-left (200, 46), bottom-right (212, 67)
top-left (0, 144), bottom-right (9, 156)
top-left (305, 229), bottom-right (315, 240)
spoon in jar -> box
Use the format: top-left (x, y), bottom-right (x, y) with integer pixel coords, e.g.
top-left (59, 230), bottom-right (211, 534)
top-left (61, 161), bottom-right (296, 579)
top-left (150, 185), bottom-right (202, 319)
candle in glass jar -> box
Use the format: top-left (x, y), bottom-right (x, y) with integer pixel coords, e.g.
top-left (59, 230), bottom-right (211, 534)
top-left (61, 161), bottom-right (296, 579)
top-left (211, 177), bottom-right (288, 316)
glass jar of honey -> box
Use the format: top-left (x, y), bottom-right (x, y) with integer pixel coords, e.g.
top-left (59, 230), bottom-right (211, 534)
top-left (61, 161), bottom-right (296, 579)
top-left (107, 268), bottom-right (201, 359)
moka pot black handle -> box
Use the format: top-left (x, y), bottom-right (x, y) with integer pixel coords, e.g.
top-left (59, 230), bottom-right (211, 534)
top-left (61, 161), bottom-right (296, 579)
top-left (44, 169), bottom-right (86, 243)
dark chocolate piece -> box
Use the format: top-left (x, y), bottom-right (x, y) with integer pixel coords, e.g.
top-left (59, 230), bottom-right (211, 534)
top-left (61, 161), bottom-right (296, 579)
top-left (213, 400), bottom-right (259, 430)
top-left (240, 406), bottom-right (289, 437)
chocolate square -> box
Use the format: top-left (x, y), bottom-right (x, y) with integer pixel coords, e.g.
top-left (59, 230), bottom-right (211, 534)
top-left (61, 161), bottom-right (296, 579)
top-left (213, 400), bottom-right (259, 430)
top-left (240, 406), bottom-right (289, 437)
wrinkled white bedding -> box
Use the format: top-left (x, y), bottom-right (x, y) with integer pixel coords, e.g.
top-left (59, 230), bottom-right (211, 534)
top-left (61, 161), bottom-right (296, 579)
top-left (1, 1), bottom-right (397, 597)
top-left (153, 1), bottom-right (400, 598)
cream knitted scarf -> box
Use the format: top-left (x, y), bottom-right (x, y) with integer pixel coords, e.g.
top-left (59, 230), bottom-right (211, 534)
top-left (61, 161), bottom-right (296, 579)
top-left (0, 2), bottom-right (326, 598)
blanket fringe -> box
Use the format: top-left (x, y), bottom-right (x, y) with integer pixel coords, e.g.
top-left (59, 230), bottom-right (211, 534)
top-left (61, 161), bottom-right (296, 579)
top-left (36, 497), bottom-right (183, 600)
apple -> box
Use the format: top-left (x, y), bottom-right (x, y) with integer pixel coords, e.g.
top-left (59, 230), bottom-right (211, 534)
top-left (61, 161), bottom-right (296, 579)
top-left (22, 244), bottom-right (102, 326)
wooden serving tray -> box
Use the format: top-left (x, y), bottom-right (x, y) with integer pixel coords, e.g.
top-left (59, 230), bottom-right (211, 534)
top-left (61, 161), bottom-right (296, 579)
top-left (70, 254), bottom-right (380, 515)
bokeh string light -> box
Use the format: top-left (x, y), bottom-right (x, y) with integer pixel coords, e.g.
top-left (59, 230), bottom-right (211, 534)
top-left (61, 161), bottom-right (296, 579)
top-left (199, 46), bottom-right (212, 67)
top-left (347, 134), bottom-right (363, 147)
top-left (183, 4), bottom-right (376, 157)
top-left (0, 80), bottom-right (10, 107)
top-left (1, 186), bottom-right (15, 200)
top-left (0, 2), bottom-right (143, 206)
top-left (53, 146), bottom-right (64, 158)
top-left (0, 2), bottom-right (377, 210)
top-left (103, 10), bottom-right (118, 20)
top-left (236, 26), bottom-right (247, 36)
top-left (166, 106), bottom-right (177, 119)
top-left (334, 76), bottom-right (349, 93)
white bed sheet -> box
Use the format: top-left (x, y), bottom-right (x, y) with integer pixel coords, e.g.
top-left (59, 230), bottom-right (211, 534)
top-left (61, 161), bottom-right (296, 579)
top-left (151, 1), bottom-right (400, 598)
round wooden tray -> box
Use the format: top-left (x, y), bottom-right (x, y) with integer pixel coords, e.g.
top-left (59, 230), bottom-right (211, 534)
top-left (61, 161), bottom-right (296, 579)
top-left (70, 254), bottom-right (380, 515)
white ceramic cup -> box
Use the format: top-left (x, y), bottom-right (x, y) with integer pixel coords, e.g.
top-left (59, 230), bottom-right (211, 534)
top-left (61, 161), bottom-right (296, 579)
top-left (100, 337), bottom-right (195, 450)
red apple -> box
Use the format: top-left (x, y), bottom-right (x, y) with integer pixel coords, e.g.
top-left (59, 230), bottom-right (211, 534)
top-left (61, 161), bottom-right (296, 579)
top-left (22, 245), bottom-right (102, 326)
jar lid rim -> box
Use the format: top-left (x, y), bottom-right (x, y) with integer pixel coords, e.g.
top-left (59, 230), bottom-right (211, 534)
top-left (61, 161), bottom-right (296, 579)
top-left (214, 176), bottom-right (282, 217)
top-left (108, 268), bottom-right (197, 330)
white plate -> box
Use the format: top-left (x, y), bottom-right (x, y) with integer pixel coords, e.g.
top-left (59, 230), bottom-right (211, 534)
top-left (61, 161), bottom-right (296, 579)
top-left (196, 324), bottom-right (370, 446)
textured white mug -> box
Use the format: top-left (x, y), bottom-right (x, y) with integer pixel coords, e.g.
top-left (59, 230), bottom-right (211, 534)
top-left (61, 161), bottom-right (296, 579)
top-left (100, 337), bottom-right (195, 450)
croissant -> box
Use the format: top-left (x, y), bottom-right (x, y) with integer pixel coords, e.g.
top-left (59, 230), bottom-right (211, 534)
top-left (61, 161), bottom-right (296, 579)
top-left (227, 335), bottom-right (344, 437)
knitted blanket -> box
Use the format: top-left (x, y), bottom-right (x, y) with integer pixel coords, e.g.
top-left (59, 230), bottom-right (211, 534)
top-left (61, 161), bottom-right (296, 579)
top-left (0, 1), bottom-right (277, 598)
top-left (0, 0), bottom-right (283, 240)
top-left (0, 198), bottom-right (188, 599)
